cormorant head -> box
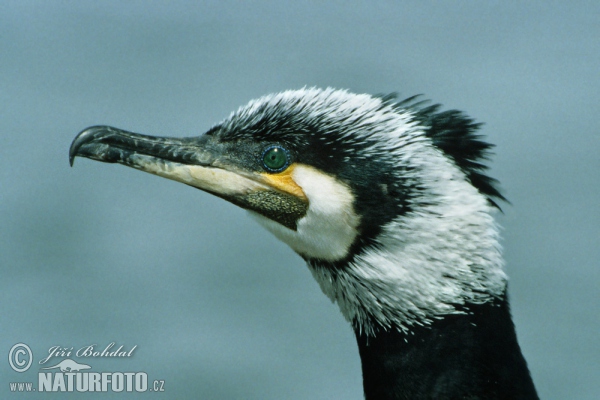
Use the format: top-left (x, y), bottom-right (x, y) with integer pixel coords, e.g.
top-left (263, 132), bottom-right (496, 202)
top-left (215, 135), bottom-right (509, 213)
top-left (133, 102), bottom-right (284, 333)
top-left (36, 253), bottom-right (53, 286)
top-left (70, 88), bottom-right (507, 334)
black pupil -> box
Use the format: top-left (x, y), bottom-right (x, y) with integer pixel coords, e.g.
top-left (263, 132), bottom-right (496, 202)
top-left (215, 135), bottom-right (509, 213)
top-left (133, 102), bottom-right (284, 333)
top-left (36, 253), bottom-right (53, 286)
top-left (263, 147), bottom-right (287, 171)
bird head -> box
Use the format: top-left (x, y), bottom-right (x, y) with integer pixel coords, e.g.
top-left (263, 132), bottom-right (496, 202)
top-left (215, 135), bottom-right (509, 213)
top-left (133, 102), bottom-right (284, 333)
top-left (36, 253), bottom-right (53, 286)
top-left (70, 88), bottom-right (508, 334)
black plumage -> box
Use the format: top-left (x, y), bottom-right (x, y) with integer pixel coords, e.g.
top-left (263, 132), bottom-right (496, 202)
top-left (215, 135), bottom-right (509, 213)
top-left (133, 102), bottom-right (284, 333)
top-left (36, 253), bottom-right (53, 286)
top-left (356, 295), bottom-right (537, 399)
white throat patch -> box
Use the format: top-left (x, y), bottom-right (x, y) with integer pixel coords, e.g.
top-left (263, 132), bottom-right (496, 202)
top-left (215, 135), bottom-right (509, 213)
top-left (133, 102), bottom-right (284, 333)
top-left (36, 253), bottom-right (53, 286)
top-left (251, 164), bottom-right (360, 261)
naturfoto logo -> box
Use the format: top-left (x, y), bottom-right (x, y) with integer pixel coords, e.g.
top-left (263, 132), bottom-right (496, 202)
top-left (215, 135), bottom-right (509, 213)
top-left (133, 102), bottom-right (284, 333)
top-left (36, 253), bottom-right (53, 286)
top-left (8, 342), bottom-right (165, 393)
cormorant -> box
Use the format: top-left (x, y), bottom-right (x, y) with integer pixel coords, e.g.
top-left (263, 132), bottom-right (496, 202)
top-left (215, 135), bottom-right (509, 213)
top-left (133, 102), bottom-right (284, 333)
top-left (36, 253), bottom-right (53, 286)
top-left (69, 88), bottom-right (538, 399)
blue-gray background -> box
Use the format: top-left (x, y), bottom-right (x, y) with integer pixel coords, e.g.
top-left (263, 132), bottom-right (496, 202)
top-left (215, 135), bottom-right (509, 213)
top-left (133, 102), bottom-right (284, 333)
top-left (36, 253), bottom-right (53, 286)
top-left (1, 1), bottom-right (598, 399)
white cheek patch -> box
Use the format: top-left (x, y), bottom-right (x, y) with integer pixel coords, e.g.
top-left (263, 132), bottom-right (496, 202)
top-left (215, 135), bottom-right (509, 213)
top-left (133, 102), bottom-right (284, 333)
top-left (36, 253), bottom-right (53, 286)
top-left (251, 164), bottom-right (360, 261)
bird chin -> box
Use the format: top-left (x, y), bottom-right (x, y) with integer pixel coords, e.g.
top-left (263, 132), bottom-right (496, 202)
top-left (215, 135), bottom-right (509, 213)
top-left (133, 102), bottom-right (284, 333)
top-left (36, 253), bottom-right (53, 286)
top-left (248, 205), bottom-right (359, 263)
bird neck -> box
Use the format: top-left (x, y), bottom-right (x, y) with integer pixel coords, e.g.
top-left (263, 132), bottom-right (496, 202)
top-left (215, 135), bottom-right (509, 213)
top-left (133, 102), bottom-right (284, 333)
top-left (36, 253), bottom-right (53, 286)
top-left (307, 188), bottom-right (508, 334)
top-left (355, 294), bottom-right (538, 400)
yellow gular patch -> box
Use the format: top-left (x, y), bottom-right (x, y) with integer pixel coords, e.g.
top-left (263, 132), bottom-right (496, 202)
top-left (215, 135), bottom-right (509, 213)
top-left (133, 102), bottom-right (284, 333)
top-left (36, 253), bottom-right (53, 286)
top-left (259, 163), bottom-right (308, 201)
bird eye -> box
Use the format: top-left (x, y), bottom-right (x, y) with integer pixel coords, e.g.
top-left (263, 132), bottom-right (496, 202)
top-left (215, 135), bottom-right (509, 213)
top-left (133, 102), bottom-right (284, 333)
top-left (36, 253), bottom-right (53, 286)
top-left (262, 145), bottom-right (289, 172)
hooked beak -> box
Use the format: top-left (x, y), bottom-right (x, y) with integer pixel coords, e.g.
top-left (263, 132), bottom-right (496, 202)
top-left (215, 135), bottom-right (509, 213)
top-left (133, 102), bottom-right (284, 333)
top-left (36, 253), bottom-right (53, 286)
top-left (69, 126), bottom-right (308, 230)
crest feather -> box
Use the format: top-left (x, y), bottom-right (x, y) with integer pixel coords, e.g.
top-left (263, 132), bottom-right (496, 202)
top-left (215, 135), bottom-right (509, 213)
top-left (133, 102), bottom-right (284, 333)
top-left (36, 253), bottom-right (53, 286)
top-left (383, 94), bottom-right (507, 209)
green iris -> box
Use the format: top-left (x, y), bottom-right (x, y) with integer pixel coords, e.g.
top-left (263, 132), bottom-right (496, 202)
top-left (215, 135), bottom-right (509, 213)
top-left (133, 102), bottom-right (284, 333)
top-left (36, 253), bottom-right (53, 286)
top-left (262, 146), bottom-right (289, 172)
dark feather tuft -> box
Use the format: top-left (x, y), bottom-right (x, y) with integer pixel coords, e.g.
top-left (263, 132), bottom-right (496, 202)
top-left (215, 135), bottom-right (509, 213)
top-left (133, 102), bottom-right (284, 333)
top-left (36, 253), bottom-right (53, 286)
top-left (386, 95), bottom-right (507, 209)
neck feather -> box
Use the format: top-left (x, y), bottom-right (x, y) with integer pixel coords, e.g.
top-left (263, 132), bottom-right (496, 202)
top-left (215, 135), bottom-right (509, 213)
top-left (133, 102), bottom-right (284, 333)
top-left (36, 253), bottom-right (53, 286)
top-left (307, 143), bottom-right (507, 334)
top-left (308, 196), bottom-right (506, 335)
top-left (356, 294), bottom-right (538, 400)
